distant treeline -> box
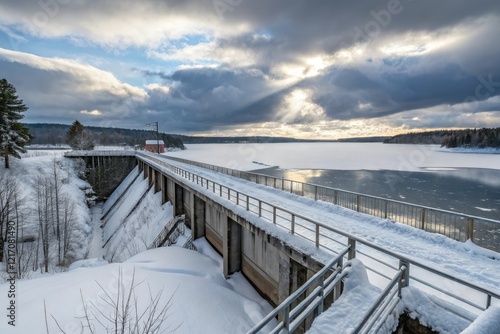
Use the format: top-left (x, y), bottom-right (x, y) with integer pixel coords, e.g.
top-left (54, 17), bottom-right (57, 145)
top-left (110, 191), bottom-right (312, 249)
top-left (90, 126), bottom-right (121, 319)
top-left (24, 123), bottom-right (185, 149)
top-left (384, 128), bottom-right (500, 148)
top-left (337, 136), bottom-right (390, 143)
top-left (175, 135), bottom-right (389, 144)
top-left (174, 135), bottom-right (308, 144)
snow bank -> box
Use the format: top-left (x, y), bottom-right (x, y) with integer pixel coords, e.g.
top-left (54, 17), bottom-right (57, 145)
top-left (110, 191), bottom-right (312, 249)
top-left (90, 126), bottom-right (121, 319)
top-left (438, 147), bottom-right (500, 154)
top-left (460, 306), bottom-right (500, 334)
top-left (401, 287), bottom-right (473, 334)
top-left (0, 247), bottom-right (275, 334)
top-left (0, 155), bottom-right (93, 279)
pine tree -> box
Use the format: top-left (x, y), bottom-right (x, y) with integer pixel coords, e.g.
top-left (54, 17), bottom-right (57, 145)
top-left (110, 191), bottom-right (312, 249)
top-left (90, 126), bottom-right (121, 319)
top-left (66, 120), bottom-right (95, 150)
top-left (0, 78), bottom-right (32, 169)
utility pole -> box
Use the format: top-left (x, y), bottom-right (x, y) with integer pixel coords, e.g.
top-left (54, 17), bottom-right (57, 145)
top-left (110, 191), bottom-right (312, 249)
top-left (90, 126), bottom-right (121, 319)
top-left (146, 122), bottom-right (160, 153)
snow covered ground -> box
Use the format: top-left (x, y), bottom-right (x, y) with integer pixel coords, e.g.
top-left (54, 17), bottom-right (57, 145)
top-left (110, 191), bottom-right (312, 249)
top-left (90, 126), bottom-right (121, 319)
top-left (0, 151), bottom-right (93, 281)
top-left (0, 243), bottom-right (276, 333)
top-left (0, 152), bottom-right (276, 333)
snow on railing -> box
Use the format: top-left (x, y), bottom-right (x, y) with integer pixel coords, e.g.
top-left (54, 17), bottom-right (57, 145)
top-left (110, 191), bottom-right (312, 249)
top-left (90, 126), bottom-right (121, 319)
top-left (137, 152), bottom-right (500, 317)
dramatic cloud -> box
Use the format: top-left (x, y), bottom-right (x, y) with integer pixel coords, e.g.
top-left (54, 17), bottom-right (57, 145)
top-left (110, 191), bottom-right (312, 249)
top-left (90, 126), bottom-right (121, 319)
top-left (0, 0), bottom-right (499, 138)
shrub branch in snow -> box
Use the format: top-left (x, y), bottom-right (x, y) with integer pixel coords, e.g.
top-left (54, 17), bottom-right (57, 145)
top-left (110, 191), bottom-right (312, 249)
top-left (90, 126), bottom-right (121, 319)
top-left (46, 268), bottom-right (179, 334)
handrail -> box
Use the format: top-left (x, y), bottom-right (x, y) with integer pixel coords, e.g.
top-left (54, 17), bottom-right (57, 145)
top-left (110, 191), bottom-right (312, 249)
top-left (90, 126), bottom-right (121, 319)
top-left (247, 246), bottom-right (350, 334)
top-left (148, 215), bottom-right (185, 249)
top-left (136, 152), bottom-right (500, 316)
top-left (355, 265), bottom-right (406, 334)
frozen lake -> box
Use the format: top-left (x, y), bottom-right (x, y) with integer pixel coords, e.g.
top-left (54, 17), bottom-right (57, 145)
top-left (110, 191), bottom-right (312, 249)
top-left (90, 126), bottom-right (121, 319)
top-left (164, 142), bottom-right (500, 220)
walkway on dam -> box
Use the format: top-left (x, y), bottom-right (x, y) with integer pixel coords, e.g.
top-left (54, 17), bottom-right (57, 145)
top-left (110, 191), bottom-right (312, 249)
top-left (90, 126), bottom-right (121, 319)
top-left (146, 153), bottom-right (500, 296)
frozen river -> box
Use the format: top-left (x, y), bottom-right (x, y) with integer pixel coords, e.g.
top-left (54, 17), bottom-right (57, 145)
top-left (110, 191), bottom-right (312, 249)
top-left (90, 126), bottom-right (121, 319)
top-left (164, 142), bottom-right (500, 220)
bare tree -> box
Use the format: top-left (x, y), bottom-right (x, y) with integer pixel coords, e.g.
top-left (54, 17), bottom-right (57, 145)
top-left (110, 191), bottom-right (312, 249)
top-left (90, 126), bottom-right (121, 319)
top-left (46, 269), bottom-right (179, 334)
top-left (0, 172), bottom-right (18, 262)
top-left (35, 173), bottom-right (51, 273)
top-left (61, 195), bottom-right (75, 264)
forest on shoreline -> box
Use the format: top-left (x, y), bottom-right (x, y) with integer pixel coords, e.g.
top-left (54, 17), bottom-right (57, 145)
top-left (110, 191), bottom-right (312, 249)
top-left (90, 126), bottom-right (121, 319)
top-left (25, 123), bottom-right (186, 149)
top-left (384, 128), bottom-right (500, 148)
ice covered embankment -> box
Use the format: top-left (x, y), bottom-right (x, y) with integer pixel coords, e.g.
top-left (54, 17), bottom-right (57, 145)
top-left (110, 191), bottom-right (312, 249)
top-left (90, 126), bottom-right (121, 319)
top-left (100, 166), bottom-right (174, 262)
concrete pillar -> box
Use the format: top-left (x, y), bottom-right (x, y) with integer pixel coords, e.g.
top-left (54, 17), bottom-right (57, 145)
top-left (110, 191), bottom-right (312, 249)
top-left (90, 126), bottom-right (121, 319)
top-left (161, 175), bottom-right (168, 204)
top-left (154, 170), bottom-right (161, 193)
top-left (192, 195), bottom-right (206, 240)
top-left (174, 184), bottom-right (184, 216)
top-left (148, 166), bottom-right (153, 187)
top-left (224, 217), bottom-right (242, 278)
top-left (278, 252), bottom-right (291, 304)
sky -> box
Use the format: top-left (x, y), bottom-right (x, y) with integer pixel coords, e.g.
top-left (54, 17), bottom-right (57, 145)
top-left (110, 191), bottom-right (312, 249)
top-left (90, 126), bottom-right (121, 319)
top-left (0, 0), bottom-right (499, 139)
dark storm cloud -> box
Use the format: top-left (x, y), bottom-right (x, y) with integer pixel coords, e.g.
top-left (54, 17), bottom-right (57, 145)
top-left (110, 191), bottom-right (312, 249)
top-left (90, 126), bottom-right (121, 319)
top-left (142, 66), bottom-right (279, 131)
top-left (303, 61), bottom-right (500, 121)
top-left (216, 0), bottom-right (500, 60)
top-left (1, 0), bottom-right (500, 133)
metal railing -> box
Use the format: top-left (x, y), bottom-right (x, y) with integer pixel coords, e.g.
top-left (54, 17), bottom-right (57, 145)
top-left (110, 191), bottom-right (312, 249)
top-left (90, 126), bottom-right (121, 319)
top-left (137, 153), bottom-right (500, 318)
top-left (161, 155), bottom-right (500, 253)
top-left (354, 264), bottom-right (407, 334)
top-left (148, 215), bottom-right (186, 249)
top-left (248, 247), bottom-right (350, 334)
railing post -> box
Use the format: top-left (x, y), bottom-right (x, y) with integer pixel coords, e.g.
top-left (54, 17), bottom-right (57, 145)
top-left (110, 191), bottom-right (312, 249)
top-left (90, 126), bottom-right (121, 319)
top-left (348, 238), bottom-right (356, 260)
top-left (314, 186), bottom-right (318, 201)
top-left (281, 177), bottom-right (284, 191)
top-left (228, 188), bottom-right (231, 200)
top-left (356, 195), bottom-right (360, 212)
top-left (273, 207), bottom-right (277, 224)
top-left (236, 192), bottom-right (239, 205)
top-left (283, 306), bottom-right (290, 334)
top-left (258, 201), bottom-right (262, 217)
top-left (420, 208), bottom-right (426, 230)
top-left (316, 225), bottom-right (320, 248)
top-left (466, 218), bottom-right (474, 241)
top-left (246, 196), bottom-right (249, 211)
top-left (399, 260), bottom-right (410, 297)
top-left (315, 274), bottom-right (325, 318)
top-left (334, 190), bottom-right (338, 205)
top-left (384, 201), bottom-right (388, 219)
